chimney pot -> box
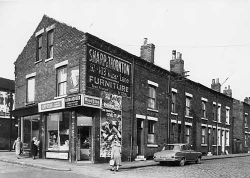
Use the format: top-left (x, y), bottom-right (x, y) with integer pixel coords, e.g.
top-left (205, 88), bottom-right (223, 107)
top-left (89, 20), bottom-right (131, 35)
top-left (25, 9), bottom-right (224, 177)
top-left (216, 78), bottom-right (219, 83)
top-left (172, 50), bottom-right (176, 59)
top-left (212, 79), bottom-right (215, 84)
top-left (143, 38), bottom-right (147, 45)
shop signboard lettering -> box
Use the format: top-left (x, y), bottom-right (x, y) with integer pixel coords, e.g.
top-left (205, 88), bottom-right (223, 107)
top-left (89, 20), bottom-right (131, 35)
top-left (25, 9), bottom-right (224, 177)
top-left (86, 45), bottom-right (131, 97)
top-left (83, 95), bottom-right (101, 108)
top-left (38, 98), bottom-right (65, 112)
top-left (65, 95), bottom-right (81, 108)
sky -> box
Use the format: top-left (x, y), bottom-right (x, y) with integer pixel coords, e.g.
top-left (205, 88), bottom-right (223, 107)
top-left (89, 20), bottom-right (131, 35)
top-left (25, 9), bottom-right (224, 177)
top-left (1, 0), bottom-right (250, 101)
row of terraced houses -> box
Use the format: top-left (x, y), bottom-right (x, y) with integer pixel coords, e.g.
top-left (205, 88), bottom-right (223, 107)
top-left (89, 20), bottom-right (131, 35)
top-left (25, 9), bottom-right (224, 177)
top-left (11, 15), bottom-right (250, 164)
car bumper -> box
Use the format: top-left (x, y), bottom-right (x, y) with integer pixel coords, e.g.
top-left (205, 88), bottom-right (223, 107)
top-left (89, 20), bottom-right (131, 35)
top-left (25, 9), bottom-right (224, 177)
top-left (154, 157), bottom-right (181, 162)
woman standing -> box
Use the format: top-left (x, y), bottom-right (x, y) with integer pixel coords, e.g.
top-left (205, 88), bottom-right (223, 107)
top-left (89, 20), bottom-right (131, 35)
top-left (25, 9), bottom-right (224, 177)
top-left (110, 140), bottom-right (122, 172)
top-left (31, 137), bottom-right (39, 159)
top-left (12, 137), bottom-right (23, 159)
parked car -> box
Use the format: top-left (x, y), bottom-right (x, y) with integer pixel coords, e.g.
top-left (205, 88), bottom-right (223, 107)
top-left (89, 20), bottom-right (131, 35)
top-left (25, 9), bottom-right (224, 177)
top-left (153, 143), bottom-right (202, 166)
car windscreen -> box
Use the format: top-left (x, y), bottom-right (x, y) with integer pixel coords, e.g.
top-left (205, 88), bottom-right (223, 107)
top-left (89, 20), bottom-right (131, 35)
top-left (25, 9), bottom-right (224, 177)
top-left (162, 145), bottom-right (180, 151)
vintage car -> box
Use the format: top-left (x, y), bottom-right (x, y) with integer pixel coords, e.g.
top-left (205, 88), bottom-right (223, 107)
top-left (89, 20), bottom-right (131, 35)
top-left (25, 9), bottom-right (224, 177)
top-left (153, 143), bottom-right (202, 166)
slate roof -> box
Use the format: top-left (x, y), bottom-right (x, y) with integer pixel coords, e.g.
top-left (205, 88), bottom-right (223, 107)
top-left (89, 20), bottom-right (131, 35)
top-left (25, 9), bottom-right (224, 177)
top-left (0, 77), bottom-right (15, 92)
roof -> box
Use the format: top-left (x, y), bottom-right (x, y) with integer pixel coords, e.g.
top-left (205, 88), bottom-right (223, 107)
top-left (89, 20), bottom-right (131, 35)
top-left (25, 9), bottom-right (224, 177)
top-left (0, 77), bottom-right (15, 92)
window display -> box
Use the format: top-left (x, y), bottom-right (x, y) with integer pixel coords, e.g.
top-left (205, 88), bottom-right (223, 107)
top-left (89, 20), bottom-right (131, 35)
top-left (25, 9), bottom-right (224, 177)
top-left (47, 112), bottom-right (69, 151)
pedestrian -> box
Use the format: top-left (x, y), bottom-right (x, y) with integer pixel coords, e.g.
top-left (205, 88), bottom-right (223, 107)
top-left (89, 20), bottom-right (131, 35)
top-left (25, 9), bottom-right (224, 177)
top-left (31, 137), bottom-right (39, 159)
top-left (110, 140), bottom-right (122, 172)
top-left (12, 137), bottom-right (23, 159)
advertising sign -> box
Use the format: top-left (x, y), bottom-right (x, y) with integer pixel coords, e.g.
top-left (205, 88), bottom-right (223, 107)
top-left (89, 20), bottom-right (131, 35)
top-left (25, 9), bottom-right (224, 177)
top-left (83, 95), bottom-right (102, 108)
top-left (86, 45), bottom-right (131, 97)
top-left (0, 91), bottom-right (15, 118)
top-left (100, 92), bottom-right (122, 157)
top-left (65, 95), bottom-right (81, 108)
top-left (38, 98), bottom-right (65, 112)
top-left (68, 66), bottom-right (79, 94)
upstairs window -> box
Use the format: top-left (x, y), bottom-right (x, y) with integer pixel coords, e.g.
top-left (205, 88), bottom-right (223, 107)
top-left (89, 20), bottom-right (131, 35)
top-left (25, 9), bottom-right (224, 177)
top-left (213, 104), bottom-right (216, 121)
top-left (245, 114), bottom-right (248, 128)
top-left (27, 77), bottom-right (35, 103)
top-left (47, 29), bottom-right (54, 59)
top-left (171, 90), bottom-right (177, 113)
top-left (217, 105), bottom-right (221, 122)
top-left (186, 97), bottom-right (191, 116)
top-left (148, 85), bottom-right (156, 110)
top-left (36, 35), bottom-right (42, 61)
top-left (201, 101), bottom-right (206, 118)
top-left (226, 108), bottom-right (230, 124)
top-left (57, 66), bottom-right (67, 96)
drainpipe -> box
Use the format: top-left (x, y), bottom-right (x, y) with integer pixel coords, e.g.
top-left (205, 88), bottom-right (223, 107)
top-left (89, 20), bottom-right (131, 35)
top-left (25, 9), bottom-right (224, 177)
top-left (167, 72), bottom-right (171, 144)
top-left (130, 57), bottom-right (135, 162)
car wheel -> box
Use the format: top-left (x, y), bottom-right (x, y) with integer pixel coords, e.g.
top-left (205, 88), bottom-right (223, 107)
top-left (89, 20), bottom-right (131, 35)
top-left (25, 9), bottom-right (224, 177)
top-left (195, 157), bottom-right (201, 164)
top-left (179, 158), bottom-right (185, 166)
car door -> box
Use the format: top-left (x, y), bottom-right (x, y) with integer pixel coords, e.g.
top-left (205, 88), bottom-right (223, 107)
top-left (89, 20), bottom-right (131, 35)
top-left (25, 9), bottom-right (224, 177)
top-left (184, 145), bottom-right (193, 161)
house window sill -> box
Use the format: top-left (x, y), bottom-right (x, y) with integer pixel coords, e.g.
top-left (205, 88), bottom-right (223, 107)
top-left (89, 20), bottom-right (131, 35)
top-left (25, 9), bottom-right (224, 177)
top-left (147, 144), bottom-right (158, 148)
top-left (147, 108), bottom-right (159, 113)
top-left (201, 144), bottom-right (207, 146)
top-left (185, 115), bottom-right (193, 119)
top-left (201, 117), bottom-right (208, 120)
top-left (35, 60), bottom-right (42, 64)
top-left (171, 112), bottom-right (178, 116)
top-left (45, 57), bottom-right (53, 62)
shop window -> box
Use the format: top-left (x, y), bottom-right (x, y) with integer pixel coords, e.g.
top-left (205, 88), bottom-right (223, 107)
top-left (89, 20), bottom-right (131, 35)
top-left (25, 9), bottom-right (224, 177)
top-left (22, 115), bottom-right (40, 150)
top-left (47, 112), bottom-right (69, 151)
top-left (47, 29), bottom-right (54, 59)
top-left (148, 120), bottom-right (155, 144)
top-left (148, 85), bottom-right (156, 109)
top-left (57, 66), bottom-right (67, 96)
top-left (36, 35), bottom-right (42, 61)
top-left (27, 77), bottom-right (35, 103)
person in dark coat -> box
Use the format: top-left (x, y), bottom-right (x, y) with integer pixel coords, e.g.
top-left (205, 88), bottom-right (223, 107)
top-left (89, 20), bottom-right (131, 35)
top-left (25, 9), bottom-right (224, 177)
top-left (31, 137), bottom-right (39, 159)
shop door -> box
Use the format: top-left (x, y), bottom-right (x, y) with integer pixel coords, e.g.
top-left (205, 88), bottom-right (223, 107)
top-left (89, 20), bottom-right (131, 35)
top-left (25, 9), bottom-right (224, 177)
top-left (77, 126), bottom-right (91, 161)
top-left (137, 119), bottom-right (144, 155)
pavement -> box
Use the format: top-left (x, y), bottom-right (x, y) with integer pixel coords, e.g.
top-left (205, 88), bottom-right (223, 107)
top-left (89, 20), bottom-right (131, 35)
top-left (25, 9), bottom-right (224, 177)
top-left (1, 151), bottom-right (250, 172)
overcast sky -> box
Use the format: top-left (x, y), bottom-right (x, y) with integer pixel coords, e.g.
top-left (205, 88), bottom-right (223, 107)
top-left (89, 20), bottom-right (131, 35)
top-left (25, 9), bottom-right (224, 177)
top-left (1, 0), bottom-right (250, 101)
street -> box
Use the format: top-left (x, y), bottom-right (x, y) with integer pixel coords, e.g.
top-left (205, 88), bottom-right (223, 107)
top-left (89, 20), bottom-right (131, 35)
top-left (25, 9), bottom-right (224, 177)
top-left (1, 156), bottom-right (250, 178)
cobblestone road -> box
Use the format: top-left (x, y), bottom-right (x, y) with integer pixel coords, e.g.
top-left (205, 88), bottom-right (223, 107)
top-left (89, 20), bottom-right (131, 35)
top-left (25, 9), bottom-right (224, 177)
top-left (71, 157), bottom-right (250, 178)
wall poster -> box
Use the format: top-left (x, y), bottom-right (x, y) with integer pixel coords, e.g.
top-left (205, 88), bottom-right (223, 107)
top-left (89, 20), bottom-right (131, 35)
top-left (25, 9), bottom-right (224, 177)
top-left (68, 66), bottom-right (79, 94)
top-left (0, 91), bottom-right (15, 118)
top-left (100, 91), bottom-right (122, 157)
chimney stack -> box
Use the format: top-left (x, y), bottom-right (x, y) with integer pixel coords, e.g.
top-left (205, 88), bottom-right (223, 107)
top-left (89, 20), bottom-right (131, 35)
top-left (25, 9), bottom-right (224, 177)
top-left (211, 78), bottom-right (221, 92)
top-left (170, 50), bottom-right (184, 75)
top-left (223, 85), bottom-right (232, 97)
top-left (244, 97), bottom-right (250, 105)
top-left (140, 38), bottom-right (155, 63)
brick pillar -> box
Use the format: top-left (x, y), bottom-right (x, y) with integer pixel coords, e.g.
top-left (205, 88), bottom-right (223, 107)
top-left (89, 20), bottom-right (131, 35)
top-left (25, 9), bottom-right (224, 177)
top-left (69, 111), bottom-right (77, 162)
top-left (40, 113), bottom-right (46, 159)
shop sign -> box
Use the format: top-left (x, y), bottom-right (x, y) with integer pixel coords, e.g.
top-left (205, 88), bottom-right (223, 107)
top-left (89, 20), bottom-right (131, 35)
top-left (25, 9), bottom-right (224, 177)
top-left (46, 152), bottom-right (68, 160)
top-left (82, 95), bottom-right (102, 108)
top-left (65, 94), bottom-right (82, 108)
top-left (86, 45), bottom-right (131, 97)
top-left (38, 98), bottom-right (65, 112)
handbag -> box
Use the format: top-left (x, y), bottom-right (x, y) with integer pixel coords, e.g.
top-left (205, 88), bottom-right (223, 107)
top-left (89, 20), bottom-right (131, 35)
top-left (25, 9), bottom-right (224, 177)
top-left (109, 159), bottom-right (114, 166)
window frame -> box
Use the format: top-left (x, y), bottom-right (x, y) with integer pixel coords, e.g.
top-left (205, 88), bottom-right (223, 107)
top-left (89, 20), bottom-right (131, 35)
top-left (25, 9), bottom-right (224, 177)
top-left (201, 101), bottom-right (206, 118)
top-left (226, 108), bottom-right (230, 124)
top-left (245, 114), bottom-right (248, 128)
top-left (148, 85), bottom-right (156, 110)
top-left (185, 97), bottom-right (191, 116)
top-left (185, 126), bottom-right (190, 143)
top-left (47, 29), bottom-right (54, 59)
top-left (171, 91), bottom-right (176, 113)
top-left (57, 66), bottom-right (67, 97)
top-left (36, 35), bottom-right (42, 62)
top-left (148, 120), bottom-right (156, 144)
top-left (201, 127), bottom-right (206, 144)
top-left (27, 77), bottom-right (35, 103)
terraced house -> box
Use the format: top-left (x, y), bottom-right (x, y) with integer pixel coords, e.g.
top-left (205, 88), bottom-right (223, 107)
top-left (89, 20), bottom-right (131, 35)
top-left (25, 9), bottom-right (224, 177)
top-left (13, 15), bottom-right (246, 164)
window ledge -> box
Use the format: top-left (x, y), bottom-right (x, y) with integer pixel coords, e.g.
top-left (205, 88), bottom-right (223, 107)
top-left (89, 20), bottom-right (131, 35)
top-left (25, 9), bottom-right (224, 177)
top-left (171, 112), bottom-right (178, 116)
top-left (201, 144), bottom-right (207, 146)
top-left (218, 121), bottom-right (222, 124)
top-left (245, 127), bottom-right (249, 129)
top-left (35, 60), bottom-right (42, 64)
top-left (54, 95), bottom-right (67, 99)
top-left (185, 115), bottom-right (193, 119)
top-left (225, 123), bottom-right (230, 125)
top-left (201, 117), bottom-right (208, 120)
top-left (147, 108), bottom-right (159, 113)
top-left (45, 57), bottom-right (53, 62)
top-left (212, 145), bottom-right (221, 147)
top-left (147, 144), bottom-right (158, 148)
top-left (213, 120), bottom-right (217, 123)
top-left (25, 102), bottom-right (36, 106)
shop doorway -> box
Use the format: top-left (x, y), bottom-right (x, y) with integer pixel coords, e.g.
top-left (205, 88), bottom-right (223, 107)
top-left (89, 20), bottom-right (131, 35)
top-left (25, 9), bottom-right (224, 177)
top-left (77, 126), bottom-right (91, 161)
